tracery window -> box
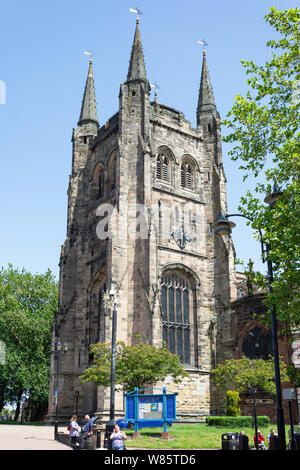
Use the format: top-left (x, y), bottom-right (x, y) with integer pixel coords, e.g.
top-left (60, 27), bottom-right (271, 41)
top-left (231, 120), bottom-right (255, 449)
top-left (161, 273), bottom-right (190, 363)
top-left (156, 154), bottom-right (169, 182)
top-left (242, 326), bottom-right (273, 360)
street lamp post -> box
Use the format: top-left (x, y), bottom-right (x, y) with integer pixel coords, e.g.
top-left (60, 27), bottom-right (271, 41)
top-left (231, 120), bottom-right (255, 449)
top-left (51, 339), bottom-right (68, 440)
top-left (252, 387), bottom-right (259, 451)
top-left (215, 185), bottom-right (286, 450)
top-left (104, 287), bottom-right (117, 449)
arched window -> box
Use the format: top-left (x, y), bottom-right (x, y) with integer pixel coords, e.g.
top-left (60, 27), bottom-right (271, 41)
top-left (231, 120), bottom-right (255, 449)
top-left (157, 154), bottom-right (169, 182)
top-left (88, 277), bottom-right (106, 362)
top-left (98, 168), bottom-right (104, 199)
top-left (93, 163), bottom-right (105, 200)
top-left (161, 273), bottom-right (191, 363)
top-left (181, 162), bottom-right (193, 190)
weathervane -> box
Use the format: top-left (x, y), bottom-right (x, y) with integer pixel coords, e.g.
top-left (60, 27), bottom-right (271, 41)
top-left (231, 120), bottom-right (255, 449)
top-left (84, 50), bottom-right (94, 60)
top-left (197, 38), bottom-right (209, 52)
top-left (129, 7), bottom-right (143, 20)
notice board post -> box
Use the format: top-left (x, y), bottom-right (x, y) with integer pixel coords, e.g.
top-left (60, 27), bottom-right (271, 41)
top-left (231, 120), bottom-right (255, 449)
top-left (124, 387), bottom-right (177, 439)
top-left (161, 387), bottom-right (169, 438)
top-left (133, 387), bottom-right (140, 438)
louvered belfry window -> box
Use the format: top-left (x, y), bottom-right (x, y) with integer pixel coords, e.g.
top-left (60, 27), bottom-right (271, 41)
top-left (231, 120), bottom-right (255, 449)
top-left (161, 273), bottom-right (190, 364)
top-left (157, 154), bottom-right (169, 182)
top-left (181, 162), bottom-right (192, 189)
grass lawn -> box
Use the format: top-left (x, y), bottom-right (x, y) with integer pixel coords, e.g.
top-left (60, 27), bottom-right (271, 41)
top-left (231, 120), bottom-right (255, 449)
top-left (125, 423), bottom-right (292, 449)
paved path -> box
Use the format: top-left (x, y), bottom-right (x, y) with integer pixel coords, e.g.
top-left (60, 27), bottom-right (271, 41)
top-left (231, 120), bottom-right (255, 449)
top-left (0, 425), bottom-right (71, 450)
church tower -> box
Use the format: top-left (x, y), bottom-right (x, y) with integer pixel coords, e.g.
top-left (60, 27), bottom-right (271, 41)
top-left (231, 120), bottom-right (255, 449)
top-left (47, 20), bottom-right (237, 423)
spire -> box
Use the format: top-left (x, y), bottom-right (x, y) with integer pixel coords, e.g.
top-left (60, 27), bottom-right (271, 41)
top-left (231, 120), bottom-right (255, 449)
top-left (197, 50), bottom-right (216, 121)
top-left (78, 58), bottom-right (99, 127)
top-left (127, 18), bottom-right (148, 82)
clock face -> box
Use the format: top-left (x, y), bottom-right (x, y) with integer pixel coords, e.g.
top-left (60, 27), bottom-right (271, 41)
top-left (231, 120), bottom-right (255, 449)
top-left (171, 224), bottom-right (193, 250)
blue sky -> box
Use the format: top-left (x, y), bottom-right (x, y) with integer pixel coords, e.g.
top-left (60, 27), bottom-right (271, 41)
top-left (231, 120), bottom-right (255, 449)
top-left (0, 0), bottom-right (293, 279)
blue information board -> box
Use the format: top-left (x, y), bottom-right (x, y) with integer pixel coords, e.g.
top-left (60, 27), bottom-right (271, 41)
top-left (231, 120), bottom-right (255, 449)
top-left (120, 387), bottom-right (177, 433)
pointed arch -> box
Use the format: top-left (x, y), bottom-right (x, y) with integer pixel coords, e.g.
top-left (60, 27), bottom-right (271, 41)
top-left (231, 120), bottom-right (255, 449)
top-left (155, 146), bottom-right (176, 184)
top-left (235, 320), bottom-right (273, 360)
top-left (87, 270), bottom-right (107, 354)
top-left (158, 263), bottom-right (200, 365)
top-left (159, 263), bottom-right (201, 287)
top-left (92, 162), bottom-right (105, 199)
top-left (107, 151), bottom-right (117, 191)
top-left (180, 155), bottom-right (199, 191)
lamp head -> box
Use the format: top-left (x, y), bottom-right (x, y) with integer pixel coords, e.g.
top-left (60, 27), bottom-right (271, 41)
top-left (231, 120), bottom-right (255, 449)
top-left (264, 183), bottom-right (283, 208)
top-left (109, 287), bottom-right (116, 299)
top-left (215, 213), bottom-right (236, 236)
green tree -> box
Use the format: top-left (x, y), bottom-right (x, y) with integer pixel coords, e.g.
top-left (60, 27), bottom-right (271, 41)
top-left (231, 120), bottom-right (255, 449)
top-left (212, 357), bottom-right (289, 396)
top-left (212, 357), bottom-right (289, 448)
top-left (226, 390), bottom-right (240, 417)
top-left (223, 7), bottom-right (300, 331)
top-left (79, 337), bottom-right (189, 393)
top-left (0, 264), bottom-right (58, 420)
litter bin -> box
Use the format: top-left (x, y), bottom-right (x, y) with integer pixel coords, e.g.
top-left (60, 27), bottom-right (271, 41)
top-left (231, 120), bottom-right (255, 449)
top-left (222, 433), bottom-right (239, 450)
top-left (85, 434), bottom-right (96, 450)
top-left (293, 433), bottom-right (300, 450)
top-left (288, 431), bottom-right (300, 450)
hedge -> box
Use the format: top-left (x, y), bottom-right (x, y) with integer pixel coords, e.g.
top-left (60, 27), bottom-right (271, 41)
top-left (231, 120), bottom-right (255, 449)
top-left (206, 416), bottom-right (270, 427)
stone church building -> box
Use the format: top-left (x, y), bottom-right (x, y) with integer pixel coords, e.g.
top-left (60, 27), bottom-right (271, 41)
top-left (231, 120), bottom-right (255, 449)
top-left (47, 19), bottom-right (252, 424)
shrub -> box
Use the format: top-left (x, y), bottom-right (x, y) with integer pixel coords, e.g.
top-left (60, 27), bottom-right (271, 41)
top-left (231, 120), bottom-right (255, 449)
top-left (226, 390), bottom-right (240, 417)
top-left (206, 416), bottom-right (270, 427)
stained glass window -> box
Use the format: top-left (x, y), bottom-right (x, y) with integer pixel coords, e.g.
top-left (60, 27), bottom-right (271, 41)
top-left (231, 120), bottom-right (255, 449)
top-left (168, 287), bottom-right (174, 322)
top-left (176, 289), bottom-right (181, 323)
top-left (242, 326), bottom-right (273, 360)
top-left (161, 273), bottom-right (191, 364)
top-left (161, 286), bottom-right (167, 321)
